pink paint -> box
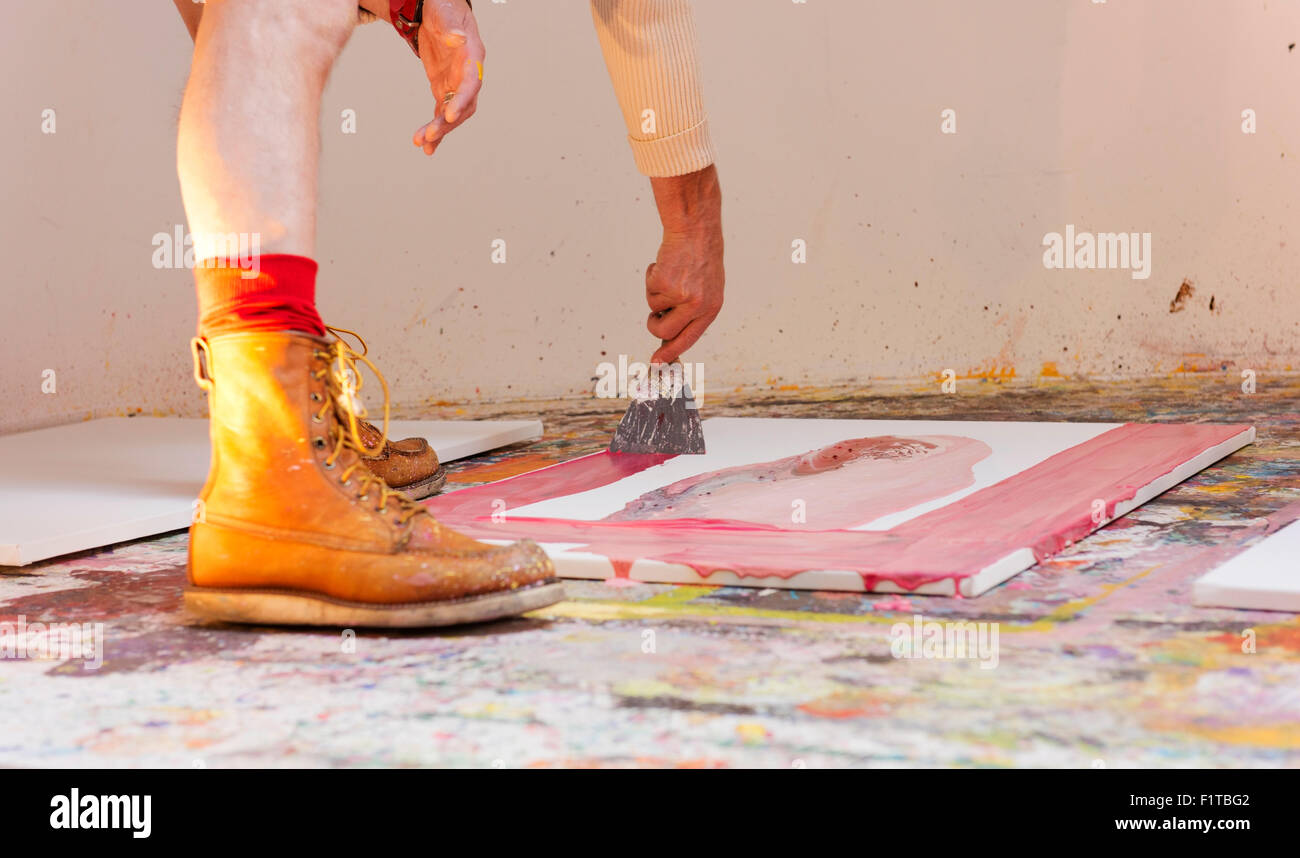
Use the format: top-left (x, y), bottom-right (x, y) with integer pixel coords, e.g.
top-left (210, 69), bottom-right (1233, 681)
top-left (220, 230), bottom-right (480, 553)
top-left (424, 423), bottom-right (1251, 591)
top-left (606, 435), bottom-right (990, 529)
top-left (872, 595), bottom-right (914, 611)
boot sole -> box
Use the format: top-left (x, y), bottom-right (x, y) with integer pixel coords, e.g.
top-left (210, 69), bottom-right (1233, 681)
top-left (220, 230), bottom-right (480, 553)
top-left (183, 578), bottom-right (565, 628)
top-left (395, 465), bottom-right (448, 501)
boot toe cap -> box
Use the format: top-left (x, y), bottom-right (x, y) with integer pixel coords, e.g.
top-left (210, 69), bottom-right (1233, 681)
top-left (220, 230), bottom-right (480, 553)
top-left (471, 539), bottom-right (556, 592)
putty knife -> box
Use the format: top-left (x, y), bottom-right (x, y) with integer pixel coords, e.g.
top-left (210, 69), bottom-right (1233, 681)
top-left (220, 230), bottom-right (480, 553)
top-left (608, 345), bottom-right (706, 455)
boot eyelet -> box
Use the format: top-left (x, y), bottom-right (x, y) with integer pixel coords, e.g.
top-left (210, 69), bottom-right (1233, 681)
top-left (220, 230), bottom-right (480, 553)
top-left (310, 392), bottom-right (322, 402)
top-left (311, 415), bottom-right (323, 424)
top-left (358, 494), bottom-right (369, 502)
top-left (324, 461), bottom-right (336, 470)
top-left (313, 437), bottom-right (326, 448)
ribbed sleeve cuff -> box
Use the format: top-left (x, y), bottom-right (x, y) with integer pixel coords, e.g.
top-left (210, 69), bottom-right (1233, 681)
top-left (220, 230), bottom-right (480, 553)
top-left (628, 118), bottom-right (716, 178)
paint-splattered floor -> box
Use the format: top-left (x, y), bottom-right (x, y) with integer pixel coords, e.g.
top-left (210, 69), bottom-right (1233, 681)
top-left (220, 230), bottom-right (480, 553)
top-left (3, 374), bottom-right (1298, 767)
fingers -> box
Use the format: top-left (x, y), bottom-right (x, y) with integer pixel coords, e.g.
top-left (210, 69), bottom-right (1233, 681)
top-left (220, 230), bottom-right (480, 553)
top-left (644, 256), bottom-right (722, 362)
top-left (413, 116), bottom-right (440, 150)
top-left (644, 260), bottom-right (694, 341)
top-left (651, 314), bottom-right (715, 365)
top-left (411, 4), bottom-right (485, 155)
top-left (644, 263), bottom-right (676, 314)
top-left (412, 99), bottom-right (478, 155)
top-left (445, 45), bottom-right (483, 124)
top-left (647, 304), bottom-right (692, 343)
top-left (435, 38), bottom-right (467, 123)
top-left (645, 261), bottom-right (691, 315)
top-left (413, 116), bottom-right (445, 155)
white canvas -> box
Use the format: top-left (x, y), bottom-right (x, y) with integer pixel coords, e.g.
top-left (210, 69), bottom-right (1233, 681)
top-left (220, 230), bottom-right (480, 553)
top-left (431, 418), bottom-right (1255, 597)
top-left (1193, 520), bottom-right (1300, 612)
top-left (0, 417), bottom-right (541, 566)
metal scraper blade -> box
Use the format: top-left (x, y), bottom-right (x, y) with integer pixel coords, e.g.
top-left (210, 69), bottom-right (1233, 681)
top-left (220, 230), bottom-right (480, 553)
top-left (609, 376), bottom-right (706, 455)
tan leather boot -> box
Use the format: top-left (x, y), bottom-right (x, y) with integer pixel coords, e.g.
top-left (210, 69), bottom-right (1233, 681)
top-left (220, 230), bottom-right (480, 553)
top-left (185, 330), bottom-right (563, 627)
top-left (323, 327), bottom-right (446, 499)
top-left (355, 418), bottom-right (446, 500)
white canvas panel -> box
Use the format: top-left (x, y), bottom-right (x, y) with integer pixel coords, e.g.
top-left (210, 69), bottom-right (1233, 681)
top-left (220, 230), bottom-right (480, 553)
top-left (0, 417), bottom-right (541, 566)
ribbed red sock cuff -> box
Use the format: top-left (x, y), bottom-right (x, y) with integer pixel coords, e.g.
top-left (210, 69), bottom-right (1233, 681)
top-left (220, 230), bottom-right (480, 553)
top-left (195, 253), bottom-right (326, 338)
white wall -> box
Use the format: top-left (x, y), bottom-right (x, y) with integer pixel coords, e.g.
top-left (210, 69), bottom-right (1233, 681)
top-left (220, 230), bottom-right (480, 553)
top-left (2, 0), bottom-right (1297, 434)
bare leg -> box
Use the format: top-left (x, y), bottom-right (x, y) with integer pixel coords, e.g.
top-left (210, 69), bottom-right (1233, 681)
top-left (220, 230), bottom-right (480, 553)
top-left (176, 0), bottom-right (356, 259)
top-left (176, 0), bottom-right (562, 629)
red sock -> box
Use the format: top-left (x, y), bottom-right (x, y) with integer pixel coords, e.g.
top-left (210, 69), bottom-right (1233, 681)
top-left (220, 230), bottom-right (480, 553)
top-left (195, 253), bottom-right (326, 338)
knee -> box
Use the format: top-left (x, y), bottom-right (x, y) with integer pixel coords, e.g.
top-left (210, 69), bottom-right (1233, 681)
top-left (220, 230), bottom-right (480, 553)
top-left (269, 0), bottom-right (357, 67)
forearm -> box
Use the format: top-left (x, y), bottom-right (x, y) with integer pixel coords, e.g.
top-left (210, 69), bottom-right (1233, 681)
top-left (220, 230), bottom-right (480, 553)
top-left (590, 0), bottom-right (716, 178)
top-left (651, 164), bottom-right (721, 238)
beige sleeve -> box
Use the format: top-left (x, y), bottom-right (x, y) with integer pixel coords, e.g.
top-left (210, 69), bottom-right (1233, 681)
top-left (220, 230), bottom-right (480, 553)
top-left (590, 0), bottom-right (717, 177)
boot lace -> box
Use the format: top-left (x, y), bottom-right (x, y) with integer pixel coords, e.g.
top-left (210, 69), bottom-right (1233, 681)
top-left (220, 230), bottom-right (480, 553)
top-left (313, 326), bottom-right (427, 525)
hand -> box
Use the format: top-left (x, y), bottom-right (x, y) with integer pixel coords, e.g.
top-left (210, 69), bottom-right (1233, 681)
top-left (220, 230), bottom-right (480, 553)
top-left (645, 166), bottom-right (724, 364)
top-left (411, 0), bottom-right (484, 156)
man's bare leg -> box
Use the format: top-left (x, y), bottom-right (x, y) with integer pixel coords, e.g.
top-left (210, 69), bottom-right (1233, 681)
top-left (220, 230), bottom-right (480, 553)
top-left (176, 0), bottom-right (560, 627)
top-left (177, 0), bottom-right (353, 258)
top-left (171, 0), bottom-right (446, 499)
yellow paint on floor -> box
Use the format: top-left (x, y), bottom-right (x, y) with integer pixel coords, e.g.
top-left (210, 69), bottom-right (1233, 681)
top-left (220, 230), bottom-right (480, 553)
top-left (638, 586), bottom-right (718, 608)
top-left (531, 561), bottom-right (1178, 635)
top-left (1168, 724), bottom-right (1300, 749)
top-left (1033, 563), bottom-right (1163, 626)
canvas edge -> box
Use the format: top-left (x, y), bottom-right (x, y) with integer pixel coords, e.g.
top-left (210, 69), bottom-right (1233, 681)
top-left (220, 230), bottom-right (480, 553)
top-left (539, 546), bottom-right (1038, 597)
top-left (1191, 517), bottom-right (1300, 612)
top-left (1191, 580), bottom-right (1300, 612)
top-left (1110, 426), bottom-right (1256, 521)
top-left (2, 512), bottom-right (193, 568)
